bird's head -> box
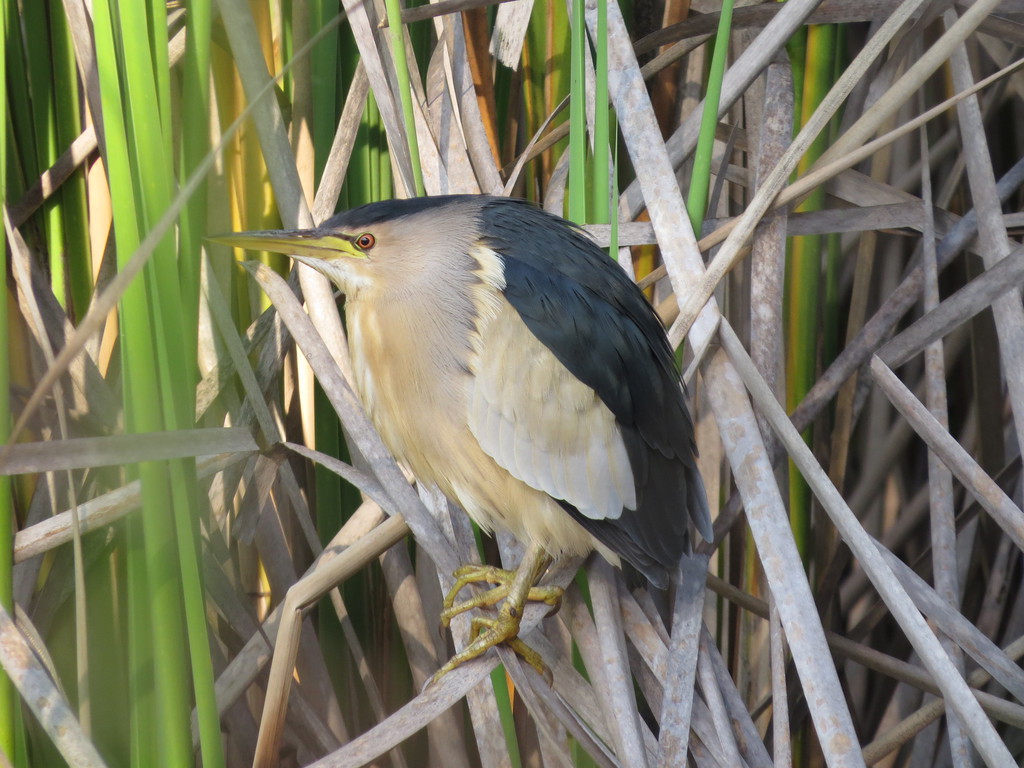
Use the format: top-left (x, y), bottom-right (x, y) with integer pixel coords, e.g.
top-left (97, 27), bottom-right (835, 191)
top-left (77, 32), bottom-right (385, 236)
top-left (208, 196), bottom-right (487, 300)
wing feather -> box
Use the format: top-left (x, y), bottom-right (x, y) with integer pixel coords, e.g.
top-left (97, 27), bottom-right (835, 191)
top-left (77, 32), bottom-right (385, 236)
top-left (472, 197), bottom-right (712, 587)
top-left (468, 303), bottom-right (634, 523)
top-left (497, 408), bottom-right (516, 475)
top-left (513, 423), bottom-right (539, 493)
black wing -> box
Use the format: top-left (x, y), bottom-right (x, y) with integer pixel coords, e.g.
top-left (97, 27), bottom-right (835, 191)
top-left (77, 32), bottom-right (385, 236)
top-left (479, 198), bottom-right (711, 587)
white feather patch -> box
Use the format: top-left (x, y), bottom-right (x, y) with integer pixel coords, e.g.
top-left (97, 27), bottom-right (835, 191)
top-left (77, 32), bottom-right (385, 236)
top-left (468, 302), bottom-right (636, 521)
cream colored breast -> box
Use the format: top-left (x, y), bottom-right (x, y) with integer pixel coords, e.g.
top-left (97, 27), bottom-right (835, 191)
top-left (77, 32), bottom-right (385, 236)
top-left (345, 296), bottom-right (472, 488)
top-left (341, 246), bottom-right (505, 487)
top-left (342, 249), bottom-right (608, 559)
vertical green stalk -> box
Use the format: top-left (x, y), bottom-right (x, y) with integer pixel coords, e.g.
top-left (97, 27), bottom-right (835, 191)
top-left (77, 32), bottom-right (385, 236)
top-left (177, 0), bottom-right (213, 370)
top-left (91, 10), bottom-right (155, 761)
top-left (49, 0), bottom-right (92, 318)
top-left (785, 23), bottom-right (836, 564)
top-left (589, 0), bottom-right (618, 267)
top-left (686, 0), bottom-right (734, 233)
top-left (92, 0), bottom-right (223, 764)
top-left (282, 0), bottom-right (296, 99)
top-left (545, 0), bottom-right (570, 176)
top-left (146, 0), bottom-right (222, 763)
top-left (22, 0), bottom-right (66, 306)
top-left (567, 0), bottom-right (586, 221)
top-left (93, 4), bottom-right (186, 765)
top-left (522, 2), bottom-right (545, 195)
top-left (0, 0), bottom-right (17, 758)
top-left (591, 0), bottom-right (610, 227)
top-left (523, 0), bottom-right (569, 198)
top-left (4, 1), bottom-right (29, 207)
top-left (310, 0), bottom-right (339, 187)
top-left (489, 668), bottom-right (522, 768)
top-left (382, 0), bottom-right (425, 196)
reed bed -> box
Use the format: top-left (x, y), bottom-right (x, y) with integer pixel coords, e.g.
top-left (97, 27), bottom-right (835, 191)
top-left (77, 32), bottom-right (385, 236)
top-left (2, 0), bottom-right (1023, 765)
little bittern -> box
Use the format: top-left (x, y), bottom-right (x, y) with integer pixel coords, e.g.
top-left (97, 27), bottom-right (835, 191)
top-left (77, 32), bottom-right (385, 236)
top-left (214, 195), bottom-right (712, 680)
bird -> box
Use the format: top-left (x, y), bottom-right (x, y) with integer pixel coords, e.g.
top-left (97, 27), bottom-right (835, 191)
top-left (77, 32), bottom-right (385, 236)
top-left (212, 195), bottom-right (712, 680)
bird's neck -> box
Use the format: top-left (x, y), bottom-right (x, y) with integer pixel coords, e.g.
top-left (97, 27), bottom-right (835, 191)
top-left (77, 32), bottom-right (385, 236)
top-left (344, 247), bottom-right (505, 381)
top-left (343, 282), bottom-right (477, 408)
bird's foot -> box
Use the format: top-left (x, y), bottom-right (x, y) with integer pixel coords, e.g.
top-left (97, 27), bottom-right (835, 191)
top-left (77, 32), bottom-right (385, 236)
top-left (431, 599), bottom-right (554, 685)
top-left (433, 550), bottom-right (561, 685)
top-left (439, 564), bottom-right (563, 627)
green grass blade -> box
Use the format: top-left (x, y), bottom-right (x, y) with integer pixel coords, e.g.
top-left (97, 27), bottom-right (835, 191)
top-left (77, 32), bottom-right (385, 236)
top-left (92, 0), bottom-right (223, 764)
top-left (22, 0), bottom-right (67, 306)
top-left (310, 0), bottom-right (340, 188)
top-left (4, 1), bottom-right (33, 205)
top-left (785, 22), bottom-right (838, 564)
top-left (591, 0), bottom-right (610, 227)
top-left (382, 0), bottom-right (424, 196)
top-left (49, 0), bottom-right (92, 319)
top-left (97, 0), bottom-right (194, 754)
top-left (489, 668), bottom-right (523, 768)
top-left (0, 0), bottom-right (18, 758)
top-left (90, 7), bottom-right (155, 765)
top-left (686, 0), bottom-right (734, 233)
top-left (567, 0), bottom-right (587, 222)
top-left (176, 0), bottom-right (213, 373)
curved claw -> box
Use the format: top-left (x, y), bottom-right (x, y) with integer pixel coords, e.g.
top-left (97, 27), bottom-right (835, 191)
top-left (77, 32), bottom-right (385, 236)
top-left (432, 544), bottom-right (560, 685)
top-left (431, 608), bottom-right (554, 686)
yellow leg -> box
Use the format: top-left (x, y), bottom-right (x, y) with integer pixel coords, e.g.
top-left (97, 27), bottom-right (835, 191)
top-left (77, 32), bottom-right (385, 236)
top-left (433, 543), bottom-right (561, 683)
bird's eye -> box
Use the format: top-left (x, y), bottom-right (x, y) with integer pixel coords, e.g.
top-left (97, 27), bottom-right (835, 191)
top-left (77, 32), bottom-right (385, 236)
top-left (356, 233), bottom-right (375, 250)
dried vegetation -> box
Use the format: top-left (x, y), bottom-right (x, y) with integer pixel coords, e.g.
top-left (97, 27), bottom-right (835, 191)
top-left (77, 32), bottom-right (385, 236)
top-left (3, 0), bottom-right (1024, 765)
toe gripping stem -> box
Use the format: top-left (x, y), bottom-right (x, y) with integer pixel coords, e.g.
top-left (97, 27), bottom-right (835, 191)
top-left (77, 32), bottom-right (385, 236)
top-left (432, 544), bottom-right (562, 683)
